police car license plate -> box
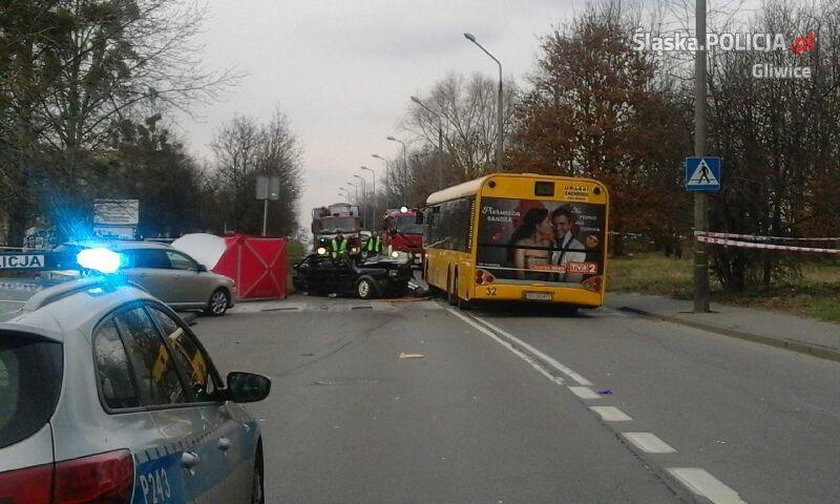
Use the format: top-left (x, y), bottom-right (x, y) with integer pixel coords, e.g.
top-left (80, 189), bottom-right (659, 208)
top-left (524, 292), bottom-right (552, 301)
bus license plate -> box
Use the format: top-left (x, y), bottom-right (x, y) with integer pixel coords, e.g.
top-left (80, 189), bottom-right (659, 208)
top-left (524, 292), bottom-right (552, 301)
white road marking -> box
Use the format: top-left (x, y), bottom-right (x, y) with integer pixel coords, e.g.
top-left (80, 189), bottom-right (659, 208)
top-left (446, 308), bottom-right (565, 386)
top-left (590, 406), bottom-right (633, 421)
top-left (469, 315), bottom-right (593, 386)
top-left (667, 468), bottom-right (749, 504)
top-left (622, 432), bottom-right (677, 453)
top-left (568, 386), bottom-right (602, 400)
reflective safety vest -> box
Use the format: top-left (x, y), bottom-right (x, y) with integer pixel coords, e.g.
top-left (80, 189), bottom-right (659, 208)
top-left (364, 235), bottom-right (382, 253)
top-left (331, 237), bottom-right (348, 258)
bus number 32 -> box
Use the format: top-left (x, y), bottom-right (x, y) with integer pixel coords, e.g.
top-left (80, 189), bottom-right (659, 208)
top-left (485, 287), bottom-right (497, 296)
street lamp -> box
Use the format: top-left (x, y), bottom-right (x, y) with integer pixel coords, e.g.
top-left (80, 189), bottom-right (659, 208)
top-left (386, 136), bottom-right (408, 203)
top-left (339, 187), bottom-right (351, 202)
top-left (464, 32), bottom-right (503, 172)
top-left (346, 182), bottom-right (358, 202)
top-left (360, 165), bottom-right (377, 227)
top-left (353, 174), bottom-right (366, 199)
top-left (353, 174), bottom-right (367, 228)
top-left (411, 95), bottom-right (444, 190)
top-left (372, 154), bottom-right (392, 208)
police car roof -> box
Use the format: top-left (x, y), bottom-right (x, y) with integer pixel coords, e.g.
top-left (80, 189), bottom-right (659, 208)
top-left (0, 277), bottom-right (156, 341)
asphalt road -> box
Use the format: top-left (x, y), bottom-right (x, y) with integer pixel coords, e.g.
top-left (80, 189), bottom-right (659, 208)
top-left (195, 295), bottom-right (840, 504)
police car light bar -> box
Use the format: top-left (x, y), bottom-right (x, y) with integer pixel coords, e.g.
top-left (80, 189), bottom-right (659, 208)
top-left (76, 248), bottom-right (122, 274)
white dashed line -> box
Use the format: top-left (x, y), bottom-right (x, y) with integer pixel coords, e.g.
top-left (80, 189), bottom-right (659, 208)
top-left (568, 386), bottom-right (602, 400)
top-left (446, 308), bottom-right (566, 386)
top-left (622, 432), bottom-right (677, 454)
top-left (447, 305), bottom-right (749, 504)
top-left (667, 468), bottom-right (749, 504)
top-left (469, 314), bottom-right (593, 386)
top-left (589, 406), bottom-right (633, 421)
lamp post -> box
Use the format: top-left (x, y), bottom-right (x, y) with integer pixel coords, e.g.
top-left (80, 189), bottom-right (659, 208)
top-left (339, 187), bottom-right (351, 202)
top-left (386, 136), bottom-right (407, 203)
top-left (371, 154), bottom-right (392, 208)
top-left (353, 174), bottom-right (367, 228)
top-left (360, 165), bottom-right (376, 227)
top-left (464, 32), bottom-right (503, 172)
top-left (346, 182), bottom-right (358, 202)
top-left (411, 95), bottom-right (444, 190)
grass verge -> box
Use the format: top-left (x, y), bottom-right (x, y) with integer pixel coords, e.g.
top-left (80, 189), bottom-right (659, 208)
top-left (607, 252), bottom-right (840, 323)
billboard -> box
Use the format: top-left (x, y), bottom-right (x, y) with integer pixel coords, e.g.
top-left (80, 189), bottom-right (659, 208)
top-left (93, 199), bottom-right (139, 239)
top-left (93, 199), bottom-right (140, 226)
top-left (476, 197), bottom-right (605, 289)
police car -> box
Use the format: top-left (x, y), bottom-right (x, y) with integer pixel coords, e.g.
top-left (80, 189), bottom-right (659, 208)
top-left (0, 251), bottom-right (270, 503)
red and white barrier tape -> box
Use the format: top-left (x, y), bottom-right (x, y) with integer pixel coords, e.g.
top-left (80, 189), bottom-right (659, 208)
top-left (696, 235), bottom-right (840, 254)
top-left (695, 231), bottom-right (840, 242)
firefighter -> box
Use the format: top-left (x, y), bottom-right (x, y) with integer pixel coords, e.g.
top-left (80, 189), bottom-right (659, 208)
top-left (363, 233), bottom-right (382, 255)
top-left (330, 232), bottom-right (349, 260)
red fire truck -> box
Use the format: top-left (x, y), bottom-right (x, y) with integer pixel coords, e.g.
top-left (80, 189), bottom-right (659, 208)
top-left (311, 203), bottom-right (363, 251)
top-left (383, 207), bottom-right (423, 266)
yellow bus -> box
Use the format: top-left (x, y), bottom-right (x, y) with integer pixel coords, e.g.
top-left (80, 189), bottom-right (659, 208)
top-left (421, 173), bottom-right (609, 308)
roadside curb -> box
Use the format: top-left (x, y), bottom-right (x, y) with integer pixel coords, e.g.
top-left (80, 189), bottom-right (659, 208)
top-left (618, 306), bottom-right (840, 363)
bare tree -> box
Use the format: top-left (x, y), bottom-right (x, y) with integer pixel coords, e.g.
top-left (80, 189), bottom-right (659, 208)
top-left (210, 110), bottom-right (304, 235)
top-left (404, 72), bottom-right (518, 184)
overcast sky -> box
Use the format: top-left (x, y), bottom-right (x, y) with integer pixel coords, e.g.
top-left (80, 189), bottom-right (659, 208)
top-left (176, 0), bottom-right (583, 231)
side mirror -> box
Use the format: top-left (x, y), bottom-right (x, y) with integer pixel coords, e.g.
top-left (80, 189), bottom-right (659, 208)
top-left (196, 264), bottom-right (208, 272)
top-left (226, 372), bottom-right (271, 403)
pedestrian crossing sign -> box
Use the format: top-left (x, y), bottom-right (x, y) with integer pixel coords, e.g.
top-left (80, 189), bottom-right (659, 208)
top-left (685, 157), bottom-right (721, 191)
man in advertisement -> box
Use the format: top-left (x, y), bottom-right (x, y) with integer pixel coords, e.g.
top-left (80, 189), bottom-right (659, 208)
top-left (549, 207), bottom-right (586, 282)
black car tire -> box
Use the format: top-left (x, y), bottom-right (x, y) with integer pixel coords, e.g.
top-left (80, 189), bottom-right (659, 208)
top-left (356, 277), bottom-right (377, 299)
top-left (205, 288), bottom-right (230, 316)
top-left (251, 443), bottom-right (265, 504)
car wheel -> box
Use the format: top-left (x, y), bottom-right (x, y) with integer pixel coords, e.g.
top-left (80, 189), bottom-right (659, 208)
top-left (356, 277), bottom-right (376, 299)
top-left (251, 446), bottom-right (264, 504)
top-left (205, 289), bottom-right (230, 316)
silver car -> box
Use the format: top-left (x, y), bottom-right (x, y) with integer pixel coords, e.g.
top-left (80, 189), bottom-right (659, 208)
top-left (110, 242), bottom-right (237, 316)
top-left (0, 277), bottom-right (269, 503)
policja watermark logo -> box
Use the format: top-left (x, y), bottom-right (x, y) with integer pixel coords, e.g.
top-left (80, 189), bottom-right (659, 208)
top-left (632, 29), bottom-right (815, 80)
top-left (753, 31), bottom-right (814, 80)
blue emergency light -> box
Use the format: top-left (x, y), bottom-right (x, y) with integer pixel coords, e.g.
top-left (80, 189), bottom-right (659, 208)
top-left (76, 248), bottom-right (123, 274)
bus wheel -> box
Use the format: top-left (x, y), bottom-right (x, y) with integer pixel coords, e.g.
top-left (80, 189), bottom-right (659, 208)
top-left (447, 268), bottom-right (455, 306)
top-left (454, 272), bottom-right (465, 309)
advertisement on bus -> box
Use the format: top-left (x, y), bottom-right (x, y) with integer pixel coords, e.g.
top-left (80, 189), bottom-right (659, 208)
top-left (475, 197), bottom-right (605, 290)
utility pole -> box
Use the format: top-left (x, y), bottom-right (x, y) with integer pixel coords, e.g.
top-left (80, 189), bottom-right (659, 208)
top-left (693, 0), bottom-right (710, 313)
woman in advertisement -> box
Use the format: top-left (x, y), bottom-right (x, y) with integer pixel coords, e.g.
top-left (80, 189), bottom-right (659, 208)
top-left (508, 207), bottom-right (554, 280)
